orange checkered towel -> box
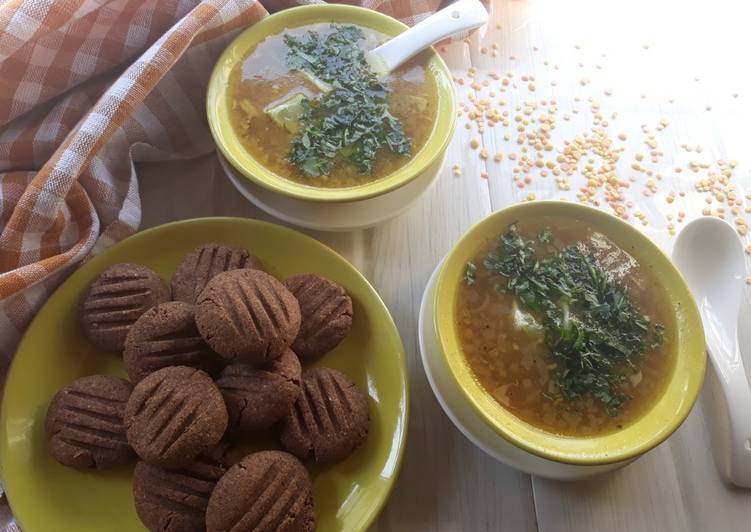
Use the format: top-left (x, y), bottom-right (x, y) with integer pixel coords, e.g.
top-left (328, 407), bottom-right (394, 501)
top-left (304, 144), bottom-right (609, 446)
top-left (0, 0), bottom-right (479, 367)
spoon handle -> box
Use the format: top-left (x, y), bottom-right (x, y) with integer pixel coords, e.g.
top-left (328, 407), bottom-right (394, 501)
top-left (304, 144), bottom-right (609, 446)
top-left (369, 0), bottom-right (488, 73)
top-left (706, 329), bottom-right (751, 487)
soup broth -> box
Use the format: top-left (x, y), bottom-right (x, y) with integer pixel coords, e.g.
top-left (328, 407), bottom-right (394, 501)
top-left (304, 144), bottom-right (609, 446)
top-left (456, 217), bottom-right (675, 436)
top-left (228, 23), bottom-right (438, 188)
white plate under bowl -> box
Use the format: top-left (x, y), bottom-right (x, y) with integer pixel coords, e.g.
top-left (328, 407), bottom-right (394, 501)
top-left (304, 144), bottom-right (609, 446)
top-left (219, 152), bottom-right (445, 232)
top-left (418, 262), bottom-right (635, 480)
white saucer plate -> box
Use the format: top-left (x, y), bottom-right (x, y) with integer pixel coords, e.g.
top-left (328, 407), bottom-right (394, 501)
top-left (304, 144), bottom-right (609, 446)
top-left (219, 152), bottom-right (445, 232)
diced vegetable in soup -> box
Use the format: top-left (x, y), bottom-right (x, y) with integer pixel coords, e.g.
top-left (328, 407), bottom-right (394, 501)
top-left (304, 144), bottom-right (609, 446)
top-left (228, 24), bottom-right (438, 188)
top-left (456, 217), bottom-right (675, 436)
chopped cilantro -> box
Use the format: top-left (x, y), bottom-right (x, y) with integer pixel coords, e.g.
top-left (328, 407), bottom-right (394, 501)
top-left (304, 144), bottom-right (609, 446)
top-left (483, 225), bottom-right (664, 415)
top-left (284, 25), bottom-right (411, 177)
top-left (464, 261), bottom-right (477, 286)
top-left (537, 228), bottom-right (553, 244)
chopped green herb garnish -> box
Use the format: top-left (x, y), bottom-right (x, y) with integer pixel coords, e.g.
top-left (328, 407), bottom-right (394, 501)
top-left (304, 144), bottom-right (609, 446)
top-left (537, 228), bottom-right (553, 244)
top-left (483, 225), bottom-right (664, 415)
top-left (284, 25), bottom-right (411, 177)
top-left (464, 261), bottom-right (477, 286)
top-left (652, 323), bottom-right (665, 349)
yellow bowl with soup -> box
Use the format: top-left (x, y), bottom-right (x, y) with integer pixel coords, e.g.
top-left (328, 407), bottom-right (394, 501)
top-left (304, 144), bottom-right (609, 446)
top-left (207, 5), bottom-right (456, 203)
top-left (433, 202), bottom-right (706, 468)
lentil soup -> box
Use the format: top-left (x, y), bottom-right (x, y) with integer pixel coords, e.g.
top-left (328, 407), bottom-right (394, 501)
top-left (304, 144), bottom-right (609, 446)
top-left (456, 216), bottom-right (675, 437)
top-left (228, 23), bottom-right (438, 188)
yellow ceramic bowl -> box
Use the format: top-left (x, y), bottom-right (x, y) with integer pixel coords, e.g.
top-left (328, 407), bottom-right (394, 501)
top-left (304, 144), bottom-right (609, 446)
top-left (0, 218), bottom-right (408, 532)
top-left (434, 201), bottom-right (706, 466)
top-left (207, 4), bottom-right (456, 204)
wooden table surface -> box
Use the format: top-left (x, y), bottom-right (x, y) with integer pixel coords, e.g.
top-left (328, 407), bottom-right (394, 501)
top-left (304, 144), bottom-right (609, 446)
top-left (139, 0), bottom-right (751, 530)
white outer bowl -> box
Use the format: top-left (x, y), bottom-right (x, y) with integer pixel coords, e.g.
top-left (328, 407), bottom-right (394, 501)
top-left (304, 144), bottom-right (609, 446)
top-left (418, 261), bottom-right (636, 479)
top-left (219, 151), bottom-right (445, 232)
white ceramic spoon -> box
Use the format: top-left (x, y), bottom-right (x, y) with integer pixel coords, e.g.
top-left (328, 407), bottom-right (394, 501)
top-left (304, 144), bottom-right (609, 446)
top-left (673, 216), bottom-right (751, 488)
top-left (366, 0), bottom-right (489, 75)
top-left (267, 0), bottom-right (488, 130)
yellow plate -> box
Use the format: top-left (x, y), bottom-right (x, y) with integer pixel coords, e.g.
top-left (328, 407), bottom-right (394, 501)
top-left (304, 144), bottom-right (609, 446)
top-left (0, 218), bottom-right (408, 532)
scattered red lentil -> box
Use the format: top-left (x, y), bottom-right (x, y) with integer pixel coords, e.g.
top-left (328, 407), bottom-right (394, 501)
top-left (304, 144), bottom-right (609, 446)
top-left (447, 43), bottom-right (742, 240)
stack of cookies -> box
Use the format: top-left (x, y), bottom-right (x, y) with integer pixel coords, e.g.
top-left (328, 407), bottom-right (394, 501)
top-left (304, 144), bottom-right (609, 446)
top-left (45, 243), bottom-right (371, 532)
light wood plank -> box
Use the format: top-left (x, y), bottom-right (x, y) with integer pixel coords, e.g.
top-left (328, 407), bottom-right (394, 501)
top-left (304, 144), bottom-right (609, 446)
top-left (138, 155), bottom-right (359, 263)
top-left (370, 40), bottom-right (536, 532)
top-left (533, 445), bottom-right (688, 532)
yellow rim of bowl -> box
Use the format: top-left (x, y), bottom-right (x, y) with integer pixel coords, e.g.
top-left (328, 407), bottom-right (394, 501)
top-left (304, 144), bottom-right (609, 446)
top-left (434, 201), bottom-right (706, 465)
top-left (206, 5), bottom-right (457, 204)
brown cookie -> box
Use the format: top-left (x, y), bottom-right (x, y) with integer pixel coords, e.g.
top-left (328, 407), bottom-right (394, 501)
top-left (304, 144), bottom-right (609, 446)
top-left (45, 375), bottom-right (134, 470)
top-left (195, 269), bottom-right (301, 365)
top-left (124, 301), bottom-right (224, 383)
top-left (124, 366), bottom-right (228, 467)
top-left (205, 451), bottom-right (315, 532)
top-left (284, 274), bottom-right (353, 362)
top-left (171, 243), bottom-right (264, 304)
top-left (79, 263), bottom-right (170, 352)
top-left (132, 443), bottom-right (235, 532)
top-left (280, 367), bottom-right (369, 464)
top-left (216, 348), bottom-right (301, 434)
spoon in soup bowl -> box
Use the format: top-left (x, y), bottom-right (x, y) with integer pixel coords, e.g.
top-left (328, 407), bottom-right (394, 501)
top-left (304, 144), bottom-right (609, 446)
top-left (673, 216), bottom-right (751, 488)
top-left (365, 0), bottom-right (489, 75)
top-left (265, 0), bottom-right (488, 130)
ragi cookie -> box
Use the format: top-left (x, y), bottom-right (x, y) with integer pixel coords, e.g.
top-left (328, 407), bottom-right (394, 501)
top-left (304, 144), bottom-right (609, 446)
top-left (132, 443), bottom-right (235, 532)
top-left (195, 269), bottom-right (301, 365)
top-left (124, 366), bottom-right (228, 467)
top-left (79, 263), bottom-right (170, 352)
top-left (284, 274), bottom-right (353, 362)
top-left (124, 301), bottom-right (224, 383)
top-left (205, 450), bottom-right (315, 532)
top-left (280, 367), bottom-right (370, 464)
top-left (216, 348), bottom-right (301, 434)
top-left (45, 375), bottom-right (134, 470)
top-left (171, 243), bottom-right (264, 304)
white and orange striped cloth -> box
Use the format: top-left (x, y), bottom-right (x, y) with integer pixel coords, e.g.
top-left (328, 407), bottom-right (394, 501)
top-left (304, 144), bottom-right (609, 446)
top-left (0, 0), bottom-right (485, 362)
